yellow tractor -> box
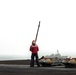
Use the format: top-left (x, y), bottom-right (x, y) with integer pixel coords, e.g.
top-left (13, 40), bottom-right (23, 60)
top-left (39, 56), bottom-right (53, 67)
top-left (63, 58), bottom-right (76, 68)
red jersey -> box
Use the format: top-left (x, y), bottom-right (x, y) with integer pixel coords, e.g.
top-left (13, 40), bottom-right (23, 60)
top-left (30, 45), bottom-right (39, 54)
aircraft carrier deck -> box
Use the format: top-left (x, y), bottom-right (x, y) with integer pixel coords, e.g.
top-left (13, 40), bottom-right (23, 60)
top-left (0, 64), bottom-right (76, 75)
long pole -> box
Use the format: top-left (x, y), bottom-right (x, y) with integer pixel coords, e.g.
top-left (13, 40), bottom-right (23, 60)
top-left (35, 21), bottom-right (41, 42)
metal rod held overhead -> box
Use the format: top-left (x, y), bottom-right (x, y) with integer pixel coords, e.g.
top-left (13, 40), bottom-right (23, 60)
top-left (35, 21), bottom-right (41, 42)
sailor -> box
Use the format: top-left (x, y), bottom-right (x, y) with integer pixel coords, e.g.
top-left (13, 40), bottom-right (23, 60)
top-left (30, 40), bottom-right (40, 67)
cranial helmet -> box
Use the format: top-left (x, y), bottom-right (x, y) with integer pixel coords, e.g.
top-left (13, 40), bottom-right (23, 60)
top-left (32, 40), bottom-right (36, 45)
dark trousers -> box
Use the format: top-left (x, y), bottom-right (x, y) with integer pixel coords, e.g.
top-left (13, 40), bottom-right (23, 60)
top-left (30, 53), bottom-right (40, 67)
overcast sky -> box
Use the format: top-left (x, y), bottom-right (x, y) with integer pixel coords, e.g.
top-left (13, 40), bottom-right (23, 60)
top-left (0, 0), bottom-right (76, 60)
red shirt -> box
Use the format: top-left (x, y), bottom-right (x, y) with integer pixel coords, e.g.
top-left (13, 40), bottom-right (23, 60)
top-left (30, 45), bottom-right (39, 54)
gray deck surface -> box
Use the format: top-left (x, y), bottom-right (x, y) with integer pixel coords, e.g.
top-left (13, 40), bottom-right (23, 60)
top-left (0, 64), bottom-right (76, 75)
